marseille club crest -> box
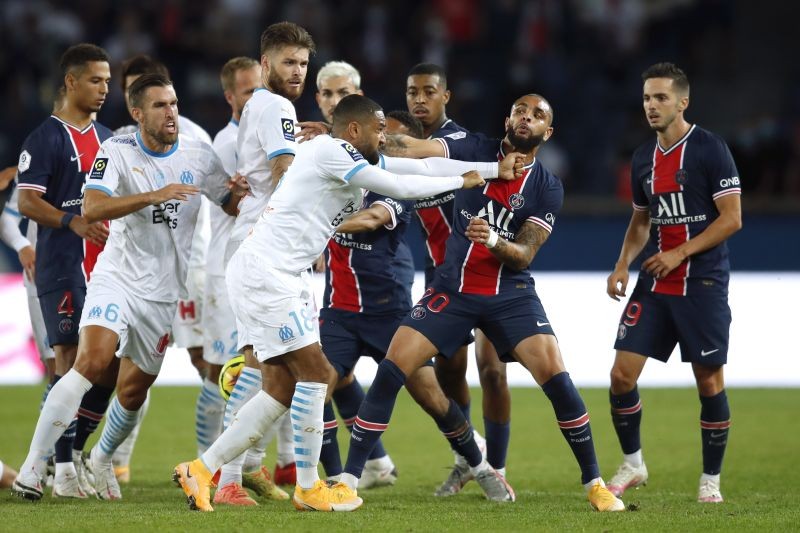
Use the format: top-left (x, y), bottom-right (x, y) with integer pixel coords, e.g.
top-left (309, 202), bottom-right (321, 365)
top-left (509, 193), bottom-right (525, 209)
top-left (675, 169), bottom-right (688, 185)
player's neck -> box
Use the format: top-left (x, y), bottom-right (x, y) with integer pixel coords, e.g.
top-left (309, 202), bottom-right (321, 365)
top-left (501, 138), bottom-right (536, 166)
top-left (54, 103), bottom-right (93, 130)
top-left (425, 115), bottom-right (448, 139)
top-left (656, 116), bottom-right (691, 150)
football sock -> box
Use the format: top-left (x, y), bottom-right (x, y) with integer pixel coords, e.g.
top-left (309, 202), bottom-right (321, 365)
top-left (275, 411), bottom-right (295, 467)
top-left (201, 390), bottom-right (286, 474)
top-left (457, 400), bottom-right (471, 423)
top-left (333, 378), bottom-right (388, 460)
top-left (484, 417), bottom-right (510, 470)
top-left (244, 418), bottom-right (279, 472)
top-left (95, 397), bottom-right (139, 462)
top-left (196, 378), bottom-right (226, 456)
top-left (343, 359), bottom-right (405, 482)
top-left (291, 382), bottom-right (327, 489)
top-left (542, 372), bottom-right (601, 484)
top-left (112, 391), bottom-right (149, 467)
top-left (50, 374), bottom-right (77, 465)
top-left (73, 384), bottom-right (113, 452)
top-left (610, 386), bottom-right (643, 455)
top-left (436, 399), bottom-right (482, 467)
top-left (700, 390), bottom-right (730, 475)
top-left (40, 379), bottom-right (54, 411)
top-left (22, 369), bottom-right (91, 478)
top-left (222, 367), bottom-right (261, 429)
top-left (319, 402), bottom-right (342, 477)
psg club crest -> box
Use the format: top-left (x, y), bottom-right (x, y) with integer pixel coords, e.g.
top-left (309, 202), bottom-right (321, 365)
top-left (675, 169), bottom-right (688, 185)
top-left (509, 193), bottom-right (525, 209)
top-left (617, 324), bottom-right (627, 340)
top-left (58, 318), bottom-right (74, 334)
top-left (410, 306), bottom-right (426, 320)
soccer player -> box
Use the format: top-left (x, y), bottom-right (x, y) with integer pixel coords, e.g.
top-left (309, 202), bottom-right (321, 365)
top-left (12, 73), bottom-right (249, 502)
top-left (15, 43), bottom-right (114, 499)
top-left (604, 63), bottom-right (742, 503)
top-left (173, 94), bottom-right (510, 512)
top-left (405, 63), bottom-right (512, 493)
top-left (315, 61), bottom-right (363, 125)
top-left (340, 94), bottom-right (626, 511)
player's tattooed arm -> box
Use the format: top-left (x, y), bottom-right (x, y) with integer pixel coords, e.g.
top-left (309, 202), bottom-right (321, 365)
top-left (336, 204), bottom-right (393, 234)
top-left (381, 135), bottom-right (445, 159)
top-left (466, 218), bottom-right (549, 271)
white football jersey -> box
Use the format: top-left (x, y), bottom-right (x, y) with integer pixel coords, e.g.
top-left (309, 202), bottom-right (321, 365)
top-left (239, 135), bottom-right (371, 272)
top-left (208, 119), bottom-right (238, 277)
top-left (230, 88), bottom-right (298, 244)
top-left (84, 133), bottom-right (230, 302)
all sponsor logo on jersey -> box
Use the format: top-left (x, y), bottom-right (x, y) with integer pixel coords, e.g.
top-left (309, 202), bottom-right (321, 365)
top-left (341, 142), bottom-right (364, 162)
top-left (18, 150), bottom-right (31, 173)
top-left (278, 324), bottom-right (295, 343)
top-left (89, 158), bottom-right (108, 180)
top-left (281, 118), bottom-right (295, 141)
top-left (675, 169), bottom-right (688, 185)
top-left (180, 170), bottom-right (194, 185)
top-left (87, 305), bottom-right (102, 319)
top-left (509, 193), bottom-right (525, 209)
top-left (410, 306), bottom-right (426, 320)
top-left (655, 192), bottom-right (687, 218)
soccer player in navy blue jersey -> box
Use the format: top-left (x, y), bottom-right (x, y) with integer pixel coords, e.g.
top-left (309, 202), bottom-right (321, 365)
top-left (605, 63), bottom-right (742, 504)
top-left (15, 43), bottom-right (116, 499)
top-left (341, 94), bottom-right (625, 511)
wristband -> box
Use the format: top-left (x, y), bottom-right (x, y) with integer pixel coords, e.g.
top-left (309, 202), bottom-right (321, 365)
top-left (485, 229), bottom-right (499, 248)
top-left (61, 212), bottom-right (76, 229)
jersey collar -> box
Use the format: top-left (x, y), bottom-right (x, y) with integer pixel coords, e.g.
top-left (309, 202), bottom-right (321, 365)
top-left (136, 131), bottom-right (179, 158)
top-left (499, 141), bottom-right (536, 170)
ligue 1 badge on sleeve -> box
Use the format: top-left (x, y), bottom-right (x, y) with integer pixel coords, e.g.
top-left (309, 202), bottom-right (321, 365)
top-left (675, 169), bottom-right (688, 185)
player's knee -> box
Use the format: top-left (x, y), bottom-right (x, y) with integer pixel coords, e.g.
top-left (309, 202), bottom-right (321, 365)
top-left (609, 365), bottom-right (637, 393)
top-left (73, 349), bottom-right (109, 383)
top-left (478, 364), bottom-right (507, 394)
top-left (115, 383), bottom-right (147, 411)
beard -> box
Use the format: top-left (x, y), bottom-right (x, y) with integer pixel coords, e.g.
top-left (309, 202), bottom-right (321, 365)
top-left (360, 145), bottom-right (380, 165)
top-left (144, 124), bottom-right (179, 146)
top-left (268, 69), bottom-right (304, 102)
top-left (505, 125), bottom-right (545, 153)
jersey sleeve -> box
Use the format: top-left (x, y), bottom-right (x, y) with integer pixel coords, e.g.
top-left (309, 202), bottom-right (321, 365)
top-left (316, 139), bottom-right (370, 183)
top-left (365, 191), bottom-right (413, 231)
top-left (630, 149), bottom-right (650, 211)
top-left (706, 136), bottom-right (741, 201)
top-left (440, 131), bottom-right (496, 161)
top-left (16, 128), bottom-right (57, 195)
top-left (83, 141), bottom-right (122, 197)
top-left (200, 147), bottom-right (232, 205)
top-left (258, 98), bottom-right (298, 160)
top-left (526, 177), bottom-right (564, 234)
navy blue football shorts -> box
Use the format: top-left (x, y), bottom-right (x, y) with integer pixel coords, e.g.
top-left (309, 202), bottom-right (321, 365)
top-left (401, 281), bottom-right (555, 362)
top-left (613, 279), bottom-right (731, 365)
top-left (39, 286), bottom-right (86, 346)
top-left (320, 308), bottom-right (433, 378)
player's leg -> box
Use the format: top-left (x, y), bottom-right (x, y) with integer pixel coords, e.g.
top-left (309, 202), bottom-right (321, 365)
top-left (475, 329), bottom-right (511, 477)
top-left (111, 391), bottom-right (148, 483)
top-left (435, 345), bottom-right (471, 420)
top-left (693, 364), bottom-right (728, 502)
top-left (273, 408), bottom-right (296, 484)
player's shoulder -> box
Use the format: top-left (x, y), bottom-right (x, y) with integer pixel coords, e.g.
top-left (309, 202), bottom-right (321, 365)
top-left (433, 119), bottom-right (469, 139)
top-left (688, 125), bottom-right (729, 152)
top-left (530, 159), bottom-right (563, 193)
top-left (93, 121), bottom-right (113, 139)
top-left (179, 134), bottom-right (218, 159)
top-left (632, 137), bottom-right (658, 162)
top-left (212, 120), bottom-right (238, 147)
top-left (250, 88), bottom-right (293, 112)
top-left (23, 116), bottom-right (64, 144)
top-left (103, 133), bottom-right (138, 152)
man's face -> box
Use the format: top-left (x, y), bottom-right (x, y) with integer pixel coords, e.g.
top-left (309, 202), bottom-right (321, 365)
top-left (264, 46), bottom-right (309, 102)
top-left (406, 74), bottom-right (449, 128)
top-left (228, 65), bottom-right (262, 118)
top-left (69, 61), bottom-right (111, 114)
top-left (316, 75), bottom-right (361, 123)
top-left (643, 78), bottom-right (687, 132)
top-left (136, 85), bottom-right (179, 146)
top-left (351, 111), bottom-right (386, 165)
top-left (503, 95), bottom-right (553, 153)
top-left (385, 117), bottom-right (411, 137)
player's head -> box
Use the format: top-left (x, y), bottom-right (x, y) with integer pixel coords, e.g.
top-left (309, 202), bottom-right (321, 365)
top-left (331, 94), bottom-right (385, 165)
top-left (386, 110), bottom-right (424, 139)
top-left (315, 61), bottom-right (363, 124)
top-left (220, 56), bottom-right (261, 121)
top-left (406, 63), bottom-right (450, 133)
top-left (641, 62), bottom-right (690, 132)
top-left (503, 94), bottom-right (554, 154)
top-left (128, 73), bottom-right (179, 146)
top-left (120, 55), bottom-right (170, 111)
top-left (59, 43), bottom-right (111, 114)
top-left (260, 21), bottom-right (315, 102)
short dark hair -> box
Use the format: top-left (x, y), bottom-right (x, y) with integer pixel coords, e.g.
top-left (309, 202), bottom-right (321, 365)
top-left (120, 55), bottom-right (170, 93)
top-left (386, 110), bottom-right (424, 139)
top-left (60, 43), bottom-right (109, 79)
top-left (642, 62), bottom-right (690, 95)
top-left (407, 63), bottom-right (447, 88)
top-left (260, 21), bottom-right (316, 56)
top-left (332, 94), bottom-right (382, 129)
top-left (128, 73), bottom-right (172, 109)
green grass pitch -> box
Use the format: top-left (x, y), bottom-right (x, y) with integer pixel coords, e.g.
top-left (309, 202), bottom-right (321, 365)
top-left (1, 385), bottom-right (797, 531)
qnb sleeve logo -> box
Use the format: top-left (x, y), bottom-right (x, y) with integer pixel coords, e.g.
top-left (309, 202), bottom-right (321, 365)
top-left (281, 118), bottom-right (296, 141)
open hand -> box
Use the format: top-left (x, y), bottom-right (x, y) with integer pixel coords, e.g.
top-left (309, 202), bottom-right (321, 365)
top-left (150, 184), bottom-right (199, 204)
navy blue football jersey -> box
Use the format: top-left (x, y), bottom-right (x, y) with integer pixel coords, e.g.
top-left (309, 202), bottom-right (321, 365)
top-left (324, 189), bottom-right (415, 315)
top-left (16, 116), bottom-right (112, 295)
top-left (434, 133), bottom-right (564, 295)
top-left (630, 125), bottom-right (740, 295)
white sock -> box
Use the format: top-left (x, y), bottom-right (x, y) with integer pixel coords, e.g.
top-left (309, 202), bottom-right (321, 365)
top-left (341, 472), bottom-right (358, 490)
top-left (700, 472), bottom-right (720, 484)
top-left (469, 458), bottom-right (491, 477)
top-left (112, 391), bottom-right (150, 467)
top-left (244, 418), bottom-right (278, 472)
top-left (624, 449), bottom-right (643, 468)
top-left (454, 451), bottom-right (468, 468)
top-left (365, 455), bottom-right (394, 470)
top-left (54, 460), bottom-right (77, 479)
top-left (583, 477), bottom-right (606, 491)
top-left (276, 411), bottom-right (294, 467)
top-left (222, 367), bottom-right (262, 430)
top-left (201, 390), bottom-right (286, 474)
top-left (292, 382), bottom-right (327, 489)
top-left (218, 453), bottom-right (246, 487)
top-left (22, 369), bottom-right (91, 478)
top-left (196, 377), bottom-right (226, 456)
top-left (95, 397), bottom-right (139, 463)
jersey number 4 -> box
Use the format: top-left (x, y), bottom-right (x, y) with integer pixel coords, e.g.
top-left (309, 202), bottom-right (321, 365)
top-left (57, 291), bottom-right (74, 316)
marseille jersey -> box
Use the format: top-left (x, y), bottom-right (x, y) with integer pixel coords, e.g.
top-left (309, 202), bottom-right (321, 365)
top-left (208, 119), bottom-right (238, 276)
top-left (631, 125), bottom-right (741, 295)
top-left (435, 134), bottom-right (564, 295)
top-left (230, 88), bottom-right (298, 244)
top-left (413, 119), bottom-right (469, 269)
top-left (324, 188), bottom-right (414, 315)
top-left (16, 116), bottom-right (112, 295)
top-left (84, 133), bottom-right (230, 302)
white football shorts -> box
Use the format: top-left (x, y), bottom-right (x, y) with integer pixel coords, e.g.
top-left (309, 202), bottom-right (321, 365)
top-left (171, 266), bottom-right (205, 349)
top-left (202, 273), bottom-right (238, 365)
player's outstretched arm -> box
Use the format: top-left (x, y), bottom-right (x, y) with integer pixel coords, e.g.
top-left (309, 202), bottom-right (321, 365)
top-left (381, 134), bottom-right (446, 159)
top-left (607, 208), bottom-right (651, 300)
top-left (83, 185), bottom-right (199, 223)
top-left (380, 152), bottom-right (524, 181)
top-left (466, 218), bottom-right (549, 271)
top-left (348, 165), bottom-right (482, 200)
top-left (336, 204), bottom-right (393, 234)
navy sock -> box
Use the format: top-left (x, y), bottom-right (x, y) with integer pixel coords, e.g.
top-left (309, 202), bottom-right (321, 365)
top-left (334, 378), bottom-right (387, 460)
top-left (343, 359), bottom-right (405, 479)
top-left (609, 386), bottom-right (643, 454)
top-left (73, 384), bottom-right (114, 452)
top-left (484, 417), bottom-right (510, 470)
top-left (542, 372), bottom-right (600, 484)
top-left (457, 400), bottom-right (471, 423)
top-left (51, 374), bottom-right (77, 463)
top-left (436, 399), bottom-right (481, 467)
top-left (319, 402), bottom-right (342, 477)
top-left (700, 390), bottom-right (730, 475)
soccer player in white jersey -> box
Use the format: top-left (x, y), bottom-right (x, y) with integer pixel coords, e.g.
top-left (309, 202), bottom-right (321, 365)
top-left (174, 94), bottom-right (520, 513)
top-left (12, 73), bottom-right (249, 502)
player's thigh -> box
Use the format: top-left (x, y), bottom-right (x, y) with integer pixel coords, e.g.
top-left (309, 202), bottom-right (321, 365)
top-left (613, 282), bottom-right (678, 362)
top-left (319, 310), bottom-right (363, 379)
top-left (405, 365), bottom-right (451, 418)
top-left (261, 359), bottom-right (295, 407)
top-left (115, 356), bottom-right (159, 410)
top-left (73, 325), bottom-right (120, 382)
top-left (39, 286), bottom-right (85, 349)
top-left (474, 328), bottom-right (507, 383)
top-left (509, 334), bottom-right (566, 386)
top-left (281, 342), bottom-right (335, 390)
top-left (672, 289), bottom-right (731, 367)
